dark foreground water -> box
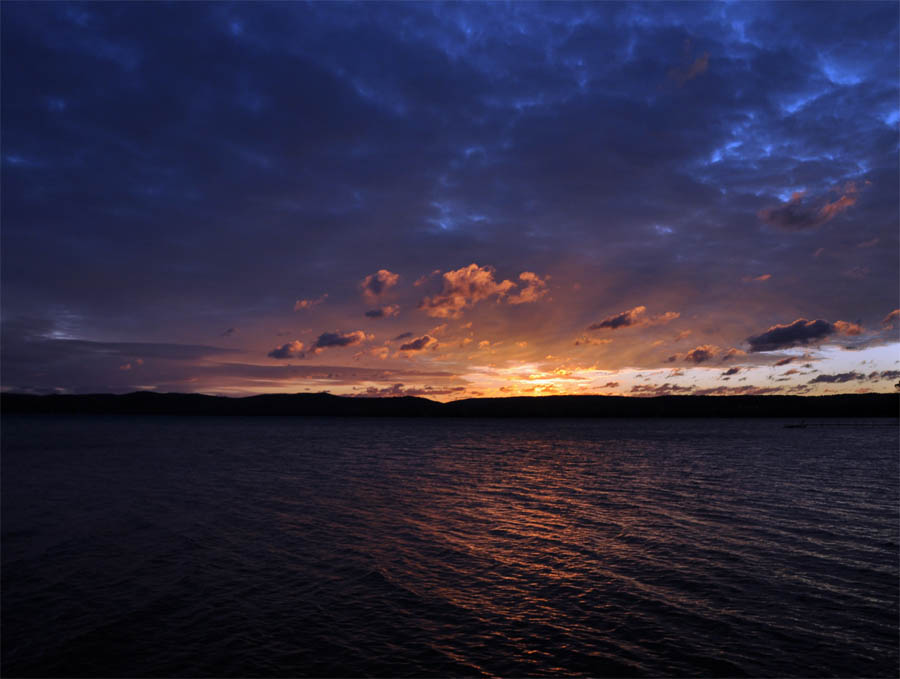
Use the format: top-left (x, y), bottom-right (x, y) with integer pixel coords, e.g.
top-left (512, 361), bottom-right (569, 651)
top-left (2, 416), bottom-right (898, 678)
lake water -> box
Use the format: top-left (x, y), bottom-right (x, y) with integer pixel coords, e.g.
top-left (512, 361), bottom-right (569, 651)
top-left (2, 416), bottom-right (898, 677)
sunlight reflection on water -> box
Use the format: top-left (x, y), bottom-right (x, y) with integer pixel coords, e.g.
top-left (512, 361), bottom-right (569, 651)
top-left (2, 416), bottom-right (898, 677)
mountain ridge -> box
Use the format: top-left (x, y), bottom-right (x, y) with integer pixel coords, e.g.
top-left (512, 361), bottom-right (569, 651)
top-left (2, 391), bottom-right (897, 418)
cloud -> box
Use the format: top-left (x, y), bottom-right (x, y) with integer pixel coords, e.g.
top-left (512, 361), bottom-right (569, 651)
top-left (360, 270), bottom-right (399, 300)
top-left (721, 347), bottom-right (747, 361)
top-left (588, 306), bottom-right (679, 331)
top-left (268, 340), bottom-right (305, 359)
top-left (418, 263), bottom-right (515, 318)
top-left (669, 50), bottom-right (709, 86)
top-left (392, 332), bottom-right (414, 341)
top-left (365, 305), bottom-right (400, 318)
top-left (414, 270), bottom-right (441, 287)
top-left (221, 327), bottom-right (236, 337)
top-left (631, 382), bottom-right (694, 395)
top-left (747, 318), bottom-right (836, 352)
top-left (30, 338), bottom-right (238, 361)
top-left (691, 385), bottom-right (780, 396)
top-left (119, 358), bottom-right (143, 371)
top-left (742, 274), bottom-right (771, 282)
top-left (355, 344), bottom-right (390, 361)
top-left (355, 383), bottom-right (465, 398)
top-left (833, 320), bottom-right (863, 335)
top-left (574, 336), bottom-right (613, 346)
top-left (600, 381), bottom-right (619, 388)
top-left (399, 334), bottom-right (437, 352)
top-left (294, 294), bottom-right (327, 311)
top-left (857, 238), bottom-right (879, 248)
top-left (842, 266), bottom-right (869, 280)
top-left (311, 330), bottom-right (368, 352)
top-left (684, 344), bottom-right (720, 363)
top-left (774, 356), bottom-right (796, 366)
top-left (882, 309), bottom-right (900, 329)
top-left (651, 311), bottom-right (680, 325)
top-left (758, 183), bottom-right (861, 231)
top-left (808, 371), bottom-right (866, 384)
top-left (507, 271), bottom-right (549, 305)
top-left (869, 370), bottom-right (900, 380)
top-left (196, 362), bottom-right (455, 383)
top-left (721, 367), bottom-right (741, 376)
top-left (269, 331), bottom-right (369, 360)
top-left (589, 305), bottom-right (646, 330)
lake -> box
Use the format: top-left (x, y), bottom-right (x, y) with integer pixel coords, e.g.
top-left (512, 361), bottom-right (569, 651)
top-left (2, 416), bottom-right (897, 677)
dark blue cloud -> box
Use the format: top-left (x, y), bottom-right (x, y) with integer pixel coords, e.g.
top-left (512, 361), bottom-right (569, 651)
top-left (1, 1), bottom-right (897, 392)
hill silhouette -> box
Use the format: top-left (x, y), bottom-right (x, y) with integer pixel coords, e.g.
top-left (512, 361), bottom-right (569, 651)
top-left (2, 391), bottom-right (897, 418)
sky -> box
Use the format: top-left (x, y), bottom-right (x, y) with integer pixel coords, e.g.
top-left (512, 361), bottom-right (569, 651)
top-left (2, 1), bottom-right (898, 400)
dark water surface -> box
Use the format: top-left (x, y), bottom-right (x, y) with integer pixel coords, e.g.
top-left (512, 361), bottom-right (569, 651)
top-left (2, 416), bottom-right (898, 677)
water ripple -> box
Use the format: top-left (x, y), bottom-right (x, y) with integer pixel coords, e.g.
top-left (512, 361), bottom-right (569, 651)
top-left (2, 416), bottom-right (898, 677)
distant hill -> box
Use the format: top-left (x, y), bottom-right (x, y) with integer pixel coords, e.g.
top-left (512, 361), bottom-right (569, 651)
top-left (2, 391), bottom-right (898, 418)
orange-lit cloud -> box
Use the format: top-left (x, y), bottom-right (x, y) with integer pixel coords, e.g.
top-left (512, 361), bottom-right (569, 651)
top-left (747, 318), bottom-right (835, 352)
top-left (759, 182), bottom-right (862, 231)
top-left (742, 273), bottom-right (771, 282)
top-left (833, 320), bottom-right (863, 335)
top-left (399, 334), bottom-right (438, 352)
top-left (588, 305), bottom-right (679, 330)
top-left (294, 294), bottom-right (327, 311)
top-left (310, 330), bottom-right (368, 353)
top-left (721, 347), bottom-right (747, 361)
top-left (882, 309), bottom-right (900, 329)
top-left (507, 271), bottom-right (549, 304)
top-left (365, 305), bottom-right (400, 318)
top-left (268, 340), bottom-right (305, 359)
top-left (418, 263), bottom-right (516, 318)
top-left (589, 305), bottom-right (646, 329)
top-left (355, 383), bottom-right (465, 398)
top-left (360, 269), bottom-right (399, 300)
top-left (684, 344), bottom-right (720, 363)
top-left (574, 336), bottom-right (613, 346)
